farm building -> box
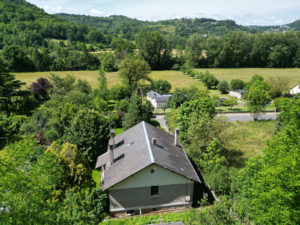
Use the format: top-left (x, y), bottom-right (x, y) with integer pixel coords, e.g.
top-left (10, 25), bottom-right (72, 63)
top-left (95, 121), bottom-right (200, 217)
top-left (290, 84), bottom-right (300, 95)
top-left (147, 91), bottom-right (172, 108)
top-left (229, 89), bottom-right (247, 99)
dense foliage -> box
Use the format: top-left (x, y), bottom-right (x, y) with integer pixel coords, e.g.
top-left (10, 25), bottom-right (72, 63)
top-left (235, 96), bottom-right (300, 224)
top-left (1, 1), bottom-right (300, 72)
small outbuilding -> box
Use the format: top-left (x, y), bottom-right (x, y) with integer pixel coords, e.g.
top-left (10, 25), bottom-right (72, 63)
top-left (95, 121), bottom-right (200, 217)
top-left (147, 90), bottom-right (172, 108)
top-left (290, 84), bottom-right (300, 95)
top-left (229, 89), bottom-right (247, 99)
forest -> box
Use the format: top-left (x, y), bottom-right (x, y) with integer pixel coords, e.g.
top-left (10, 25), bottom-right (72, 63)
top-left (1, 0), bottom-right (300, 73)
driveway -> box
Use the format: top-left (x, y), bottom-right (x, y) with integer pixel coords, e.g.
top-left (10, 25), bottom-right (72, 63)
top-left (154, 115), bottom-right (169, 130)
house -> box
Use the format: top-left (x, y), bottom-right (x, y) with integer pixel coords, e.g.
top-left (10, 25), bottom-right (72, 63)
top-left (147, 90), bottom-right (172, 108)
top-left (95, 121), bottom-right (200, 217)
top-left (290, 84), bottom-right (300, 95)
top-left (229, 89), bottom-right (247, 99)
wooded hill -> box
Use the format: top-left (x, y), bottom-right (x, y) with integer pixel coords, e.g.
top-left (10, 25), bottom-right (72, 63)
top-left (0, 0), bottom-right (110, 48)
top-left (56, 13), bottom-right (300, 38)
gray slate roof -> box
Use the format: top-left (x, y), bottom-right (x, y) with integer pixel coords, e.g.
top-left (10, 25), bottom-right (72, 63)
top-left (96, 121), bottom-right (200, 190)
top-left (147, 90), bottom-right (160, 99)
top-left (147, 90), bottom-right (172, 102)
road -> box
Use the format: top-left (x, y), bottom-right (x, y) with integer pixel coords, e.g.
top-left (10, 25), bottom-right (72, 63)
top-left (154, 112), bottom-right (278, 128)
top-left (154, 115), bottom-right (169, 131)
top-left (218, 112), bottom-right (278, 122)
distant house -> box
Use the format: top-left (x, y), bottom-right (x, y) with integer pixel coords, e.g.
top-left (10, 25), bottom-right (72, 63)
top-left (147, 91), bottom-right (172, 108)
top-left (290, 84), bottom-right (300, 95)
top-left (229, 89), bottom-right (247, 99)
top-left (95, 122), bottom-right (200, 217)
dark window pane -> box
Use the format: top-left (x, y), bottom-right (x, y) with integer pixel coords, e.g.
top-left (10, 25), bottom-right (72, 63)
top-left (151, 186), bottom-right (159, 196)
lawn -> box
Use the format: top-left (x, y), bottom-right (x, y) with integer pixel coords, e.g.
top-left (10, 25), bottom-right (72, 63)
top-left (101, 210), bottom-right (193, 225)
top-left (195, 68), bottom-right (300, 87)
top-left (227, 120), bottom-right (277, 160)
top-left (13, 70), bottom-right (206, 91)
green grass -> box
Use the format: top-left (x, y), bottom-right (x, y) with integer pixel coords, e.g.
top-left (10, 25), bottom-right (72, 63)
top-left (114, 128), bottom-right (125, 135)
top-left (227, 120), bottom-right (277, 160)
top-left (13, 70), bottom-right (206, 91)
top-left (92, 170), bottom-right (101, 188)
top-left (14, 68), bottom-right (299, 92)
top-left (101, 210), bottom-right (193, 225)
top-left (13, 71), bottom-right (120, 89)
top-left (195, 68), bottom-right (300, 87)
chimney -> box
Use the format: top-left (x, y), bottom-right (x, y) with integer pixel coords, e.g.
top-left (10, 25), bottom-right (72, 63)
top-left (109, 130), bottom-right (115, 165)
top-left (109, 144), bottom-right (114, 165)
top-left (152, 138), bottom-right (157, 145)
top-left (174, 128), bottom-right (179, 146)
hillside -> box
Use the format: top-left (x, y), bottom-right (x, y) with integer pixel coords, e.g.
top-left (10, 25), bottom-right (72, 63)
top-left (56, 13), bottom-right (300, 38)
top-left (0, 0), bottom-right (107, 48)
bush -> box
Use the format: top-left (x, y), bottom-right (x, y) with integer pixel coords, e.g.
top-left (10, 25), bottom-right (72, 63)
top-left (217, 80), bottom-right (229, 94)
top-left (202, 72), bottom-right (219, 89)
top-left (0, 114), bottom-right (29, 137)
top-left (171, 63), bottom-right (180, 70)
top-left (59, 187), bottom-right (107, 224)
top-left (230, 79), bottom-right (245, 90)
top-left (222, 97), bottom-right (238, 108)
top-left (152, 79), bottom-right (172, 94)
top-left (109, 84), bottom-right (133, 100)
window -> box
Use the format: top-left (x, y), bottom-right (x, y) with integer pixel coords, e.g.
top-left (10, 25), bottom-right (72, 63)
top-left (150, 186), bottom-right (159, 196)
top-left (151, 169), bottom-right (155, 174)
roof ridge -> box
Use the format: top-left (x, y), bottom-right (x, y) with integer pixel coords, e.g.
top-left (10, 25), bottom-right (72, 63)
top-left (142, 121), bottom-right (154, 163)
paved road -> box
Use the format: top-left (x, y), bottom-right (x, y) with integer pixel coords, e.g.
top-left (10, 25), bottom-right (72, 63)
top-left (154, 112), bottom-right (278, 128)
top-left (154, 115), bottom-right (169, 130)
top-left (218, 112), bottom-right (278, 122)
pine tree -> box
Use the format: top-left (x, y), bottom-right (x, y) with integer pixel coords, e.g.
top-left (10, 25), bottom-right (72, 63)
top-left (0, 60), bottom-right (29, 116)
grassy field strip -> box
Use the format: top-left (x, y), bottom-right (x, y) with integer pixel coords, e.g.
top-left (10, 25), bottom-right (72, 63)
top-left (227, 120), bottom-right (277, 160)
top-left (195, 68), bottom-right (300, 86)
top-left (13, 70), bottom-right (206, 91)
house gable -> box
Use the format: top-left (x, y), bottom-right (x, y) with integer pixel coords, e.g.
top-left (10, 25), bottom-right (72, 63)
top-left (110, 164), bottom-right (193, 190)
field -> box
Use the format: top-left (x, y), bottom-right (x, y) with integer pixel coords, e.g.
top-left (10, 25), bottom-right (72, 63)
top-left (13, 70), bottom-right (206, 91)
top-left (227, 120), bottom-right (277, 160)
top-left (14, 68), bottom-right (299, 93)
top-left (195, 68), bottom-right (300, 86)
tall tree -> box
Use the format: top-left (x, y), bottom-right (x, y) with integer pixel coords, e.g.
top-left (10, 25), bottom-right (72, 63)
top-left (136, 31), bottom-right (171, 69)
top-left (0, 60), bottom-right (29, 116)
top-left (118, 55), bottom-right (151, 88)
top-left (185, 33), bottom-right (206, 67)
top-left (123, 94), bottom-right (152, 129)
top-left (30, 77), bottom-right (51, 101)
top-left (177, 95), bottom-right (215, 143)
top-left (63, 109), bottom-right (110, 166)
top-left (247, 78), bottom-right (270, 120)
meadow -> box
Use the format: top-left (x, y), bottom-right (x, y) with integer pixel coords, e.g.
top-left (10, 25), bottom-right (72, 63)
top-left (196, 68), bottom-right (300, 86)
top-left (13, 70), bottom-right (206, 91)
top-left (227, 120), bottom-right (277, 160)
top-left (14, 68), bottom-right (299, 93)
